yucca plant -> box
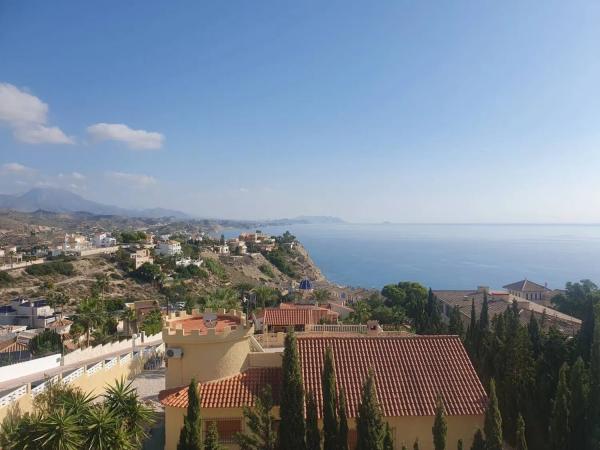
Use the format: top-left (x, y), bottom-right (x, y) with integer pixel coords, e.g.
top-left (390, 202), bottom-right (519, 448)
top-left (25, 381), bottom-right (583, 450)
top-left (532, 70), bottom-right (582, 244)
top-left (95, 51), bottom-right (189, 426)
top-left (32, 408), bottom-right (82, 450)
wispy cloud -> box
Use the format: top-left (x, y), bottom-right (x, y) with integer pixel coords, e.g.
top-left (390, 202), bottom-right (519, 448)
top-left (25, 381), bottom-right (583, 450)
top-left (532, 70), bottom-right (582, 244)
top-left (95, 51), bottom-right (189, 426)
top-left (87, 123), bottom-right (164, 150)
top-left (106, 171), bottom-right (157, 188)
top-left (0, 162), bottom-right (36, 176)
top-left (0, 83), bottom-right (74, 144)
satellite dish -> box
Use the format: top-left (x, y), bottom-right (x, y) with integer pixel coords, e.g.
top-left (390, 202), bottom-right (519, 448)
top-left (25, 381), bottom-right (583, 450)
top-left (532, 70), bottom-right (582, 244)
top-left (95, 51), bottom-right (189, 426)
top-left (203, 312), bottom-right (218, 328)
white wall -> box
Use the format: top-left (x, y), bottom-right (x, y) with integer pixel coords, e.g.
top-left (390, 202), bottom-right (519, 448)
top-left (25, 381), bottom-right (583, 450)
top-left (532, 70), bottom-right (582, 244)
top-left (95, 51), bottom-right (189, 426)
top-left (62, 332), bottom-right (162, 365)
top-left (0, 353), bottom-right (61, 382)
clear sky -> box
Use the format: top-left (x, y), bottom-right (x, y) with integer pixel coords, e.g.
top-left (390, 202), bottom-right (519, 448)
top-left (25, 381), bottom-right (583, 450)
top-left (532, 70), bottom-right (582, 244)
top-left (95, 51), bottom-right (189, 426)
top-left (1, 1), bottom-right (599, 222)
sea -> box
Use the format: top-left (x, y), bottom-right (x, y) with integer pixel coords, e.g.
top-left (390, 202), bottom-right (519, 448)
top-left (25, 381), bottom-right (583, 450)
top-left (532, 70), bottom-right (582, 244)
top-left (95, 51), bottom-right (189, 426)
top-left (225, 224), bottom-right (600, 291)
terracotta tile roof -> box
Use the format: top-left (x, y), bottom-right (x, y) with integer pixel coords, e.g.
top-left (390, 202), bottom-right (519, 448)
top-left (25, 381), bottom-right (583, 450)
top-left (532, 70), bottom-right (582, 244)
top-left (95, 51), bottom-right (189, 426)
top-left (0, 339), bottom-right (28, 353)
top-left (298, 335), bottom-right (487, 418)
top-left (159, 367), bottom-right (282, 409)
top-left (263, 306), bottom-right (338, 327)
top-left (160, 336), bottom-right (486, 418)
top-left (263, 308), bottom-right (313, 327)
top-left (503, 279), bottom-right (550, 292)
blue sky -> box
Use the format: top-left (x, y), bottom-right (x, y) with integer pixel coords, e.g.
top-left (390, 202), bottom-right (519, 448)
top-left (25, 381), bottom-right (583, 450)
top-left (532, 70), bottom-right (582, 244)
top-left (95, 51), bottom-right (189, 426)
top-left (1, 1), bottom-right (599, 222)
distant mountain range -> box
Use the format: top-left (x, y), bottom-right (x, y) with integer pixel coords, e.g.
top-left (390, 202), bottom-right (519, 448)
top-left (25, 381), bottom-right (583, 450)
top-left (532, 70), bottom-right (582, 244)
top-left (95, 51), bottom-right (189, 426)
top-left (0, 188), bottom-right (190, 219)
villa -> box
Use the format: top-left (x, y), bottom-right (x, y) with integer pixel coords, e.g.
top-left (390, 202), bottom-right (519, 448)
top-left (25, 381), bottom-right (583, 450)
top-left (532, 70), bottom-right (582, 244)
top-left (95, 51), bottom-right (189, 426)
top-left (158, 310), bottom-right (487, 450)
top-left (130, 248), bottom-right (154, 269)
top-left (260, 303), bottom-right (339, 333)
top-left (157, 240), bottom-right (182, 257)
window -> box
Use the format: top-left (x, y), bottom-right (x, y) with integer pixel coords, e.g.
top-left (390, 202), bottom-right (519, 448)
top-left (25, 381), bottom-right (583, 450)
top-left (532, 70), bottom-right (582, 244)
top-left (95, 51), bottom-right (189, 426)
top-left (204, 418), bottom-right (242, 444)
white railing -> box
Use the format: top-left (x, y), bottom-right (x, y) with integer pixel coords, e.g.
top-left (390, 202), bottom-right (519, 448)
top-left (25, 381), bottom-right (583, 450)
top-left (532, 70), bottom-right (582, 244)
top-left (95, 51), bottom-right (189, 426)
top-left (104, 357), bottom-right (118, 370)
top-left (249, 335), bottom-right (264, 352)
top-left (305, 324), bottom-right (368, 333)
top-left (86, 361), bottom-right (103, 375)
top-left (0, 385), bottom-right (27, 407)
top-left (62, 367), bottom-right (84, 383)
top-left (0, 344), bottom-right (162, 411)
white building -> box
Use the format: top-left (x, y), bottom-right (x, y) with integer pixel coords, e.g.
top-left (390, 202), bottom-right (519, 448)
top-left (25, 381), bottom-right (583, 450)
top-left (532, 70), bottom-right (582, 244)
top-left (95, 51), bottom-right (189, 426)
top-left (176, 257), bottom-right (203, 268)
top-left (214, 244), bottom-right (230, 255)
top-left (0, 297), bottom-right (57, 329)
top-left (157, 240), bottom-right (182, 257)
top-left (93, 232), bottom-right (117, 248)
top-left (63, 234), bottom-right (92, 253)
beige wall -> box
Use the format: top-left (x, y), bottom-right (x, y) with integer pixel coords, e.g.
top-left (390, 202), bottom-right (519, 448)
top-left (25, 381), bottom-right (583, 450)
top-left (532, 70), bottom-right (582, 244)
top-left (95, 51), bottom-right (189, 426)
top-left (163, 405), bottom-right (483, 450)
top-left (0, 355), bottom-right (144, 423)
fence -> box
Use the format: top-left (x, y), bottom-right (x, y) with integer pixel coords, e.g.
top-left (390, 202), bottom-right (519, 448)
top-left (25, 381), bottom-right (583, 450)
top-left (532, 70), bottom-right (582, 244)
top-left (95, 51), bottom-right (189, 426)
top-left (0, 344), bottom-right (162, 415)
top-left (305, 324), bottom-right (368, 333)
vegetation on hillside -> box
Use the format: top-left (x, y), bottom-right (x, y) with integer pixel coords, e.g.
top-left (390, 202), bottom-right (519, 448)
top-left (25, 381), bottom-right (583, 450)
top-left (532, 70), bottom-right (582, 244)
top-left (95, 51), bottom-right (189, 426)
top-left (0, 271), bottom-right (12, 287)
top-left (25, 261), bottom-right (74, 277)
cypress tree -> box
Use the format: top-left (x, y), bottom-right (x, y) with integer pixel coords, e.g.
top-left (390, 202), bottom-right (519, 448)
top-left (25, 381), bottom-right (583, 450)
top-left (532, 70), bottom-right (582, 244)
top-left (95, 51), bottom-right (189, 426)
top-left (279, 330), bottom-right (306, 450)
top-left (457, 439), bottom-right (463, 450)
top-left (549, 363), bottom-right (570, 450)
top-left (470, 430), bottom-right (485, 450)
top-left (322, 347), bottom-right (338, 450)
top-left (338, 388), bottom-right (349, 450)
top-left (449, 306), bottom-right (465, 339)
top-left (479, 292), bottom-right (489, 333)
top-left (568, 357), bottom-right (589, 450)
top-left (527, 312), bottom-right (542, 358)
top-left (235, 385), bottom-right (277, 450)
top-left (465, 298), bottom-right (479, 359)
top-left (413, 439), bottom-right (420, 450)
top-left (177, 378), bottom-right (203, 450)
top-left (383, 423), bottom-right (394, 450)
top-left (306, 390), bottom-right (321, 450)
top-left (356, 371), bottom-right (384, 450)
top-left (432, 395), bottom-right (447, 450)
top-left (483, 379), bottom-right (502, 450)
top-left (515, 414), bottom-right (527, 450)
top-left (204, 422), bottom-right (222, 450)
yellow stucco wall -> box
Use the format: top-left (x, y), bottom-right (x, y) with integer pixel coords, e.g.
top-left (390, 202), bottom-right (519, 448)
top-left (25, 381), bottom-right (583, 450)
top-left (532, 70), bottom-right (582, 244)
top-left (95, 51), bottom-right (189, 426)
top-left (0, 356), bottom-right (143, 423)
top-left (163, 406), bottom-right (483, 450)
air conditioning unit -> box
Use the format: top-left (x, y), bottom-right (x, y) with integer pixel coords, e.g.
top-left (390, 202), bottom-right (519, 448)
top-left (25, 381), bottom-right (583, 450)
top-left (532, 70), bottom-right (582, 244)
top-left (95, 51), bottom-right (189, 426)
top-left (166, 348), bottom-right (183, 359)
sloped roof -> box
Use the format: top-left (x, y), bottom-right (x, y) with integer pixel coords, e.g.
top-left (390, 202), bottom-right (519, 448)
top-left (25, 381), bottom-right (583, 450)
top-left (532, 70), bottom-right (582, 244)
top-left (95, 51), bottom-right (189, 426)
top-left (263, 307), bottom-right (337, 327)
top-left (503, 279), bottom-right (549, 292)
top-left (159, 367), bottom-right (281, 409)
top-left (298, 335), bottom-right (487, 417)
top-left (160, 336), bottom-right (487, 418)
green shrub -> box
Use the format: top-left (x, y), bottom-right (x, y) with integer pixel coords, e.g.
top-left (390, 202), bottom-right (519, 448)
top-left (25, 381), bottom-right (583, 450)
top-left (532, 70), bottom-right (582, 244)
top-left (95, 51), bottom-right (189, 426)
top-left (175, 264), bottom-right (208, 280)
top-left (258, 264), bottom-right (275, 278)
top-left (0, 271), bottom-right (12, 287)
top-left (140, 309), bottom-right (163, 335)
top-left (25, 261), bottom-right (74, 277)
top-left (204, 258), bottom-right (227, 279)
top-left (29, 330), bottom-right (62, 357)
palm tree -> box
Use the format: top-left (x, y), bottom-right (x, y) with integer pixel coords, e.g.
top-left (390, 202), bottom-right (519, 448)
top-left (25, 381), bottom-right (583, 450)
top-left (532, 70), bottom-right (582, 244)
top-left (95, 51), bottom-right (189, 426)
top-left (253, 286), bottom-right (279, 308)
top-left (32, 408), bottom-right (82, 450)
top-left (120, 307), bottom-right (137, 335)
top-left (103, 378), bottom-right (155, 446)
top-left (206, 288), bottom-right (240, 310)
top-left (75, 297), bottom-right (105, 347)
top-left (84, 405), bottom-right (132, 450)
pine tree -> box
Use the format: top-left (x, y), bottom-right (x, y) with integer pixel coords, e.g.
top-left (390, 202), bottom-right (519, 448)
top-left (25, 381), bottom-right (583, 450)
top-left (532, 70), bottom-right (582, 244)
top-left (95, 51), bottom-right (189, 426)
top-left (338, 388), bottom-right (349, 450)
top-left (432, 395), bottom-right (447, 450)
top-left (568, 357), bottom-right (589, 450)
top-left (383, 423), bottom-right (394, 450)
top-left (448, 306), bottom-right (465, 339)
top-left (515, 414), bottom-right (527, 450)
top-left (177, 378), bottom-right (203, 450)
top-left (483, 379), bottom-right (502, 450)
top-left (457, 439), bottom-right (463, 450)
top-left (322, 347), bottom-right (338, 450)
top-left (204, 422), bottom-right (222, 450)
top-left (549, 363), bottom-right (570, 450)
top-left (470, 430), bottom-right (485, 450)
top-left (356, 371), bottom-right (384, 450)
top-left (306, 390), bottom-right (321, 450)
top-left (235, 386), bottom-right (277, 450)
top-left (279, 330), bottom-right (306, 450)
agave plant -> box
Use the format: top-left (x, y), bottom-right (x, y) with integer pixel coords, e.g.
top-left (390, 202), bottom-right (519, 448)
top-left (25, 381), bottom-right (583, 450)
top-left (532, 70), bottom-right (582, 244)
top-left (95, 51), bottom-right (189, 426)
top-left (32, 408), bottom-right (82, 450)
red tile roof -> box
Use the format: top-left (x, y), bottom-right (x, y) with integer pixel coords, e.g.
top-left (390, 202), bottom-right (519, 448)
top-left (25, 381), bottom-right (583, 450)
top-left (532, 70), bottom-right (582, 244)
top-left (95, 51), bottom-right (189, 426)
top-left (159, 367), bottom-right (282, 409)
top-left (298, 335), bottom-right (487, 417)
top-left (168, 315), bottom-right (240, 334)
top-left (263, 307), bottom-right (338, 327)
top-left (160, 335), bottom-right (486, 418)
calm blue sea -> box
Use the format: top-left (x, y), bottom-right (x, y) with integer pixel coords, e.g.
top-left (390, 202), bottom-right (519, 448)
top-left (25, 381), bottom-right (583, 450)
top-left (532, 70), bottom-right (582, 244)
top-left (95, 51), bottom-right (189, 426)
top-left (226, 224), bottom-right (600, 290)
